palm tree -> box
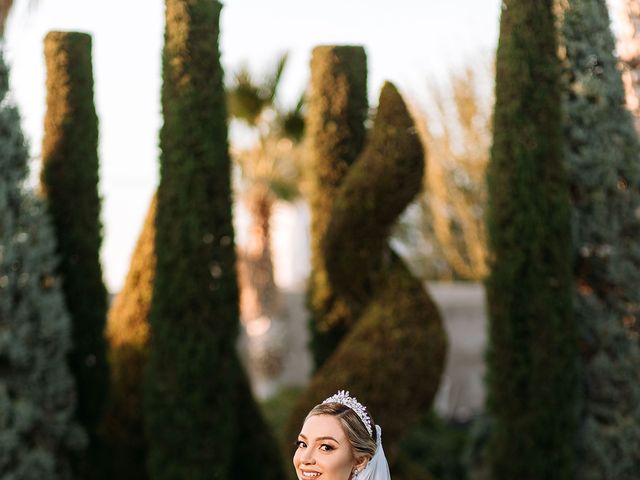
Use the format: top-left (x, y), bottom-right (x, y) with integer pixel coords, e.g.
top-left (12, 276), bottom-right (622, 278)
top-left (227, 54), bottom-right (304, 386)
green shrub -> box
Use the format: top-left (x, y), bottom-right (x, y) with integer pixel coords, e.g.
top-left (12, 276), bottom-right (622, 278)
top-left (144, 2), bottom-right (283, 479)
top-left (287, 82), bottom-right (447, 467)
top-left (401, 413), bottom-right (471, 480)
top-left (305, 46), bottom-right (368, 368)
top-left (485, 1), bottom-right (578, 478)
top-left (41, 31), bottom-right (109, 477)
top-left (558, 1), bottom-right (640, 477)
top-left (0, 48), bottom-right (86, 480)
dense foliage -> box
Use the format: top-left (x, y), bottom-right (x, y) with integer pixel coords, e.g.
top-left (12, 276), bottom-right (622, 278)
top-left (305, 46), bottom-right (369, 368)
top-left (144, 2), bottom-right (283, 478)
top-left (41, 31), bottom-right (109, 475)
top-left (0, 49), bottom-right (86, 480)
top-left (485, 1), bottom-right (578, 479)
top-left (287, 82), bottom-right (447, 470)
top-left (558, 1), bottom-right (640, 477)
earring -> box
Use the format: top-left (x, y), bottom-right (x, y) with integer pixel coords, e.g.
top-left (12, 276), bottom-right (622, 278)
top-left (352, 469), bottom-right (360, 480)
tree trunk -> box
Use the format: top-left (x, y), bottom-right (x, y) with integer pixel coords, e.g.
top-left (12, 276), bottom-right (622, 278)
top-left (618, 0), bottom-right (640, 132)
top-left (237, 184), bottom-right (287, 382)
top-left (239, 184), bottom-right (278, 321)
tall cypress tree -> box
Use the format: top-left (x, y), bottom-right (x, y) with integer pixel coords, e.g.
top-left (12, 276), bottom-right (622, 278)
top-left (0, 49), bottom-right (86, 480)
top-left (485, 1), bottom-right (578, 479)
top-left (144, 2), bottom-right (283, 478)
top-left (558, 1), bottom-right (640, 478)
top-left (40, 31), bottom-right (108, 474)
top-left (306, 46), bottom-right (368, 368)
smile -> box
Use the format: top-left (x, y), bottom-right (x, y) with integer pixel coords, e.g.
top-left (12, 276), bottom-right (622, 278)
top-left (301, 470), bottom-right (321, 477)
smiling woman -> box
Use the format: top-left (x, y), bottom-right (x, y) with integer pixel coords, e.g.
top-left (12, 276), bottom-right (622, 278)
top-left (293, 391), bottom-right (391, 480)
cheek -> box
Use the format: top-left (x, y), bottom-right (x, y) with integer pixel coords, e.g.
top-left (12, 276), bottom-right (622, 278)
top-left (327, 451), bottom-right (355, 477)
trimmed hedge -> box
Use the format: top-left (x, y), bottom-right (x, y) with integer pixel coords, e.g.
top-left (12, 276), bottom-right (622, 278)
top-left (485, 1), bottom-right (578, 479)
top-left (41, 31), bottom-right (109, 476)
top-left (306, 46), bottom-right (369, 368)
top-left (287, 82), bottom-right (447, 466)
top-left (143, 2), bottom-right (284, 479)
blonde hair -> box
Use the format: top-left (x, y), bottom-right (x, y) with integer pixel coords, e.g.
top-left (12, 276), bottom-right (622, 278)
top-left (306, 402), bottom-right (377, 459)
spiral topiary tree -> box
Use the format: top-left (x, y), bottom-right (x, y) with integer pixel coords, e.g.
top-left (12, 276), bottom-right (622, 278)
top-left (558, 1), bottom-right (640, 478)
top-left (0, 49), bottom-right (86, 480)
top-left (305, 46), bottom-right (369, 368)
top-left (143, 1), bottom-right (284, 478)
top-left (40, 31), bottom-right (109, 476)
top-left (485, 1), bottom-right (578, 479)
top-left (104, 194), bottom-right (156, 480)
top-left (287, 82), bottom-right (447, 466)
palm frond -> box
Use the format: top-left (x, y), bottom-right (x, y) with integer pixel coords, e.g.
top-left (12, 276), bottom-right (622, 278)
top-left (264, 52), bottom-right (288, 103)
top-left (227, 66), bottom-right (265, 125)
top-left (272, 91), bottom-right (304, 142)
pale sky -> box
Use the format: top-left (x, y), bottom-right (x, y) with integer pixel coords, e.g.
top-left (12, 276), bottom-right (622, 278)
top-left (4, 0), bottom-right (624, 292)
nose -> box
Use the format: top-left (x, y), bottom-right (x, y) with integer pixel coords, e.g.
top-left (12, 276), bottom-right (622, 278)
top-left (299, 447), bottom-right (316, 465)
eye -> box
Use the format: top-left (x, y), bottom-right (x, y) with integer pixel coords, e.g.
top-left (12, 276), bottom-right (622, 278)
top-left (295, 440), bottom-right (306, 449)
top-left (319, 444), bottom-right (335, 452)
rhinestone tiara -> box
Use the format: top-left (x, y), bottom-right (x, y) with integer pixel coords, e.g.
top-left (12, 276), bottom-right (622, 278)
top-left (322, 390), bottom-right (373, 437)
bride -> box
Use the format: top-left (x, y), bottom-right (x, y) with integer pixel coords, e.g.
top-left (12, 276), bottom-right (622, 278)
top-left (293, 390), bottom-right (391, 480)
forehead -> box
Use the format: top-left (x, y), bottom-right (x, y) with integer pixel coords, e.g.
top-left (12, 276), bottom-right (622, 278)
top-left (301, 414), bottom-right (347, 441)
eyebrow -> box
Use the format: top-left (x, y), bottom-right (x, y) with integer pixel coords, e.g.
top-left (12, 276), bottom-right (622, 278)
top-left (298, 434), bottom-right (340, 444)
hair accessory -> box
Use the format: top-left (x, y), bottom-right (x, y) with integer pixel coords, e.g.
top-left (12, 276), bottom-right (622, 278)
top-left (322, 390), bottom-right (373, 437)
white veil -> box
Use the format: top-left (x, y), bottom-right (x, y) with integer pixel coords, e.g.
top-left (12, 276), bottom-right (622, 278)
top-left (357, 425), bottom-right (391, 480)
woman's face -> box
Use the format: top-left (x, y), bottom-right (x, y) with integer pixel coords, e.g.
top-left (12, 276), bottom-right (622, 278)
top-left (293, 414), bottom-right (359, 480)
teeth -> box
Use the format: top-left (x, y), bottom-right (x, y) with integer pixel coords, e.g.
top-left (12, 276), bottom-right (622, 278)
top-left (302, 473), bottom-right (320, 477)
